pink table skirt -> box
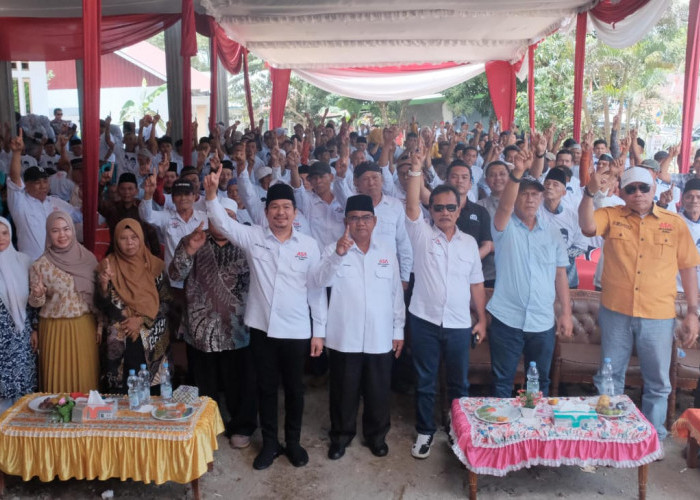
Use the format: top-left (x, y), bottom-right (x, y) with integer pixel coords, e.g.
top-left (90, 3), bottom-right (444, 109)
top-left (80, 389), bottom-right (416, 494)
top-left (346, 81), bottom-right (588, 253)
top-left (450, 396), bottom-right (662, 476)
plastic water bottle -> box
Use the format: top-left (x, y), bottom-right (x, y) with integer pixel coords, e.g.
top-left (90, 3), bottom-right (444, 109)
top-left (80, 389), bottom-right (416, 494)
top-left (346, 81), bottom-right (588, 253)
top-left (138, 363), bottom-right (151, 405)
top-left (160, 361), bottom-right (173, 402)
top-left (526, 361), bottom-right (540, 394)
top-left (127, 369), bottom-right (141, 410)
top-left (600, 357), bottom-right (615, 396)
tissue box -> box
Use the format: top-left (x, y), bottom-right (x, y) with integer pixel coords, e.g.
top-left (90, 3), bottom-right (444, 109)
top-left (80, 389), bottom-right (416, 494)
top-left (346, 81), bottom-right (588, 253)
top-left (71, 399), bottom-right (118, 422)
top-left (553, 409), bottom-right (597, 428)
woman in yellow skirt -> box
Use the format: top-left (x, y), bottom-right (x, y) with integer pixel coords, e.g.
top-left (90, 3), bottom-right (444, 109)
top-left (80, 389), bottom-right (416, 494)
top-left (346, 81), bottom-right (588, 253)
top-left (29, 211), bottom-right (100, 393)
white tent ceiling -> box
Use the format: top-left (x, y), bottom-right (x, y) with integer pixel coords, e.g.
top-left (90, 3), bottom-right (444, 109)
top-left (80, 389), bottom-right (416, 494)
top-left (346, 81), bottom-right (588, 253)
top-left (201, 0), bottom-right (596, 69)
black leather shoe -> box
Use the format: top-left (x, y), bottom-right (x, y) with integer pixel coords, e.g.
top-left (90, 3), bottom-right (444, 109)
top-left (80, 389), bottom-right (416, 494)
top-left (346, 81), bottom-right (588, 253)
top-left (285, 443), bottom-right (309, 467)
top-left (328, 442), bottom-right (346, 460)
top-left (370, 442), bottom-right (389, 457)
top-left (253, 442), bottom-right (282, 470)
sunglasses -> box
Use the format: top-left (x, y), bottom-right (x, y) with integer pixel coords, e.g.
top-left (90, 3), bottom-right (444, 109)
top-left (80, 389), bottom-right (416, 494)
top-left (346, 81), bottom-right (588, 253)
top-left (623, 183), bottom-right (651, 195)
top-left (431, 204), bottom-right (458, 213)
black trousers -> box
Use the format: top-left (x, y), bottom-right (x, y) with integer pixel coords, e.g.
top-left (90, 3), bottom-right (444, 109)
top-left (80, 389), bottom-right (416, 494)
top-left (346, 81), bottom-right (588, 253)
top-left (250, 328), bottom-right (309, 445)
top-left (187, 344), bottom-right (258, 437)
top-left (328, 348), bottom-right (393, 449)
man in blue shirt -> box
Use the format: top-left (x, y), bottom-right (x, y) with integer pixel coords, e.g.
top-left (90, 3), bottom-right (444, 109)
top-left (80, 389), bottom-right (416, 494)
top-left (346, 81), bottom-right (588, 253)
top-left (487, 150), bottom-right (573, 397)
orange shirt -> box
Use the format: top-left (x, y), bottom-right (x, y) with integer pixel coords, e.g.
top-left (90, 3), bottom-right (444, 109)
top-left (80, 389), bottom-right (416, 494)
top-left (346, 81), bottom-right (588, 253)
top-left (594, 204), bottom-right (700, 319)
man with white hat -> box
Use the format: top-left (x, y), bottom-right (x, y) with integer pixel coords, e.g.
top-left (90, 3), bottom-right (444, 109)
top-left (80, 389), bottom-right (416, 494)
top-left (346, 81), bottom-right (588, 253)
top-left (579, 165), bottom-right (700, 440)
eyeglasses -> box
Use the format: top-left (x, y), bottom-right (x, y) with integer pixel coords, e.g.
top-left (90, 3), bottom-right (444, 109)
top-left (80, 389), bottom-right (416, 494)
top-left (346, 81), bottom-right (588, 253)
top-left (431, 204), bottom-right (458, 213)
top-left (623, 183), bottom-right (651, 195)
top-left (347, 215), bottom-right (374, 223)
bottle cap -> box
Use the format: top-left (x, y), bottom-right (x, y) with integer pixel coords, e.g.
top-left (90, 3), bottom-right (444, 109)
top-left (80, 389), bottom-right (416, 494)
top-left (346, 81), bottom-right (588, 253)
top-left (604, 357), bottom-right (611, 363)
top-left (164, 361), bottom-right (169, 367)
top-left (140, 364), bottom-right (147, 369)
top-left (529, 361), bottom-right (536, 367)
top-left (129, 369), bottom-right (135, 375)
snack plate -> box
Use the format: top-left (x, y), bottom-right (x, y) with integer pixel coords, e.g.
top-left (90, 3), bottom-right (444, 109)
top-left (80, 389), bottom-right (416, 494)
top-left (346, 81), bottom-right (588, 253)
top-left (591, 397), bottom-right (633, 419)
top-left (28, 394), bottom-right (59, 413)
top-left (474, 404), bottom-right (522, 424)
top-left (151, 404), bottom-right (194, 421)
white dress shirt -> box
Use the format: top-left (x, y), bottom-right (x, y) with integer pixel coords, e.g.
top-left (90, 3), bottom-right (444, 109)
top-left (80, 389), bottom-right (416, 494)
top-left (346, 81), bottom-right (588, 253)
top-left (138, 202), bottom-right (208, 288)
top-left (7, 179), bottom-right (83, 261)
top-left (206, 197), bottom-right (327, 339)
top-left (293, 187), bottom-right (345, 248)
top-left (312, 238), bottom-right (404, 353)
top-left (406, 216), bottom-right (483, 328)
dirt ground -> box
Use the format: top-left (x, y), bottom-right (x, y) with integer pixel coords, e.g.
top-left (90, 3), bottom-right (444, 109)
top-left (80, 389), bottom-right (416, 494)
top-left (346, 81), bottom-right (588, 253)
top-left (2, 382), bottom-right (700, 500)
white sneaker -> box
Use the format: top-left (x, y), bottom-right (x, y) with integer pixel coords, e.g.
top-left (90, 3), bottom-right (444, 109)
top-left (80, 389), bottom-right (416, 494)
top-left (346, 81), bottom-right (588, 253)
top-left (411, 433), bottom-right (433, 459)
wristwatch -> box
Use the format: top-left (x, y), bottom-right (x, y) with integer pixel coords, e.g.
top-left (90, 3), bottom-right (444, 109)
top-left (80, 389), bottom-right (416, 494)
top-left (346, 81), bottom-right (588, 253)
top-left (508, 170), bottom-right (523, 183)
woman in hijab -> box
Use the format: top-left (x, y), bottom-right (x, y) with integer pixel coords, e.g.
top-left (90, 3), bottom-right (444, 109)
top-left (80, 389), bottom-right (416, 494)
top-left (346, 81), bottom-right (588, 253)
top-left (0, 217), bottom-right (37, 411)
top-left (96, 218), bottom-right (170, 393)
top-left (29, 211), bottom-right (99, 393)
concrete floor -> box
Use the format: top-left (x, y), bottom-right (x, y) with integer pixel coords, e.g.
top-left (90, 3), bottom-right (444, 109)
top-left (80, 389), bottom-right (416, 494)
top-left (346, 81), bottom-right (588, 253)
top-left (2, 381), bottom-right (700, 500)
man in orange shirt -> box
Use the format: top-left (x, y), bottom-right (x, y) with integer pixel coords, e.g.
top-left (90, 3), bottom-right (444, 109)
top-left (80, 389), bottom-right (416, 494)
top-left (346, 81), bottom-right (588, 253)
top-left (579, 166), bottom-right (700, 439)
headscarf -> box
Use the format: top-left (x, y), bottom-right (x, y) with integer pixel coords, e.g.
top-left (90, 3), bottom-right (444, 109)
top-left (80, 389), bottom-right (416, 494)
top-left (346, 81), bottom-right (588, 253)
top-left (0, 217), bottom-right (32, 331)
top-left (43, 211), bottom-right (98, 308)
top-left (100, 218), bottom-right (164, 319)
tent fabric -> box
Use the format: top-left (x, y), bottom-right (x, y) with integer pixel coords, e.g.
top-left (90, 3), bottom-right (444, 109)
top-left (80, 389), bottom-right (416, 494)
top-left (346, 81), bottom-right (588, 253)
top-left (181, 0), bottom-right (195, 165)
top-left (196, 14), bottom-right (245, 74)
top-left (590, 0), bottom-right (650, 25)
top-left (270, 68), bottom-right (292, 129)
top-left (0, 14), bottom-right (179, 61)
top-left (485, 61), bottom-right (517, 129)
top-left (294, 64), bottom-right (485, 102)
top-left (589, 0), bottom-right (671, 49)
top-left (681, 0), bottom-right (700, 174)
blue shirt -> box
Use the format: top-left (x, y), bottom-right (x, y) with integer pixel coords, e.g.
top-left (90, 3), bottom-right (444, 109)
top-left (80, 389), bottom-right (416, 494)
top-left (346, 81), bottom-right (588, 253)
top-left (486, 213), bottom-right (569, 332)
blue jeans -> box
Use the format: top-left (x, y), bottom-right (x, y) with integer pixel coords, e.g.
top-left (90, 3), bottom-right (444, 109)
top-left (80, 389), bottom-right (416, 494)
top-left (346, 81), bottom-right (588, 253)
top-left (409, 313), bottom-right (471, 435)
top-left (595, 306), bottom-right (674, 439)
top-left (489, 316), bottom-right (556, 398)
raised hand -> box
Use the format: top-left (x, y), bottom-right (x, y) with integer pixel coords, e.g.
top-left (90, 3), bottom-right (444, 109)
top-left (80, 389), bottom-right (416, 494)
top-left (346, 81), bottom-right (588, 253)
top-left (186, 221), bottom-right (207, 255)
top-left (10, 127), bottom-right (23, 153)
top-left (204, 168), bottom-right (221, 201)
top-left (99, 258), bottom-right (114, 293)
top-left (209, 150), bottom-right (221, 173)
top-left (658, 183), bottom-right (675, 207)
top-left (31, 272), bottom-right (46, 298)
top-left (532, 130), bottom-right (547, 157)
top-left (142, 175), bottom-right (157, 200)
top-left (157, 152), bottom-right (170, 178)
top-left (588, 164), bottom-right (611, 194)
top-left (335, 225), bottom-right (354, 256)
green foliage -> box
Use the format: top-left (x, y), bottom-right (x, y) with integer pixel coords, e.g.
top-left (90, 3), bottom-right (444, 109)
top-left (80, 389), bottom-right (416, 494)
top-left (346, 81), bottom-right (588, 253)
top-left (118, 79), bottom-right (167, 131)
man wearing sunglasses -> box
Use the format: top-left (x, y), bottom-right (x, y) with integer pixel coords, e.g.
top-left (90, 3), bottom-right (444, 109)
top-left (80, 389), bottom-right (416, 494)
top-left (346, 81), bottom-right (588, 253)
top-left (487, 151), bottom-right (573, 399)
top-left (579, 166), bottom-right (700, 441)
top-left (405, 150), bottom-right (487, 459)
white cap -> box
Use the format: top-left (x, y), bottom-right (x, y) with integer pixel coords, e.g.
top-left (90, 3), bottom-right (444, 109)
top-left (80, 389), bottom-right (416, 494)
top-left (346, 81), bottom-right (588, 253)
top-left (620, 166), bottom-right (653, 189)
top-left (255, 166), bottom-right (273, 181)
top-left (220, 197), bottom-right (238, 213)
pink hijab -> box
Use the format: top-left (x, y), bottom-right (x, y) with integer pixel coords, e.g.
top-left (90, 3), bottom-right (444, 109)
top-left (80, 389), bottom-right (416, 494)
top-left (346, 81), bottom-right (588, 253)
top-left (43, 211), bottom-right (98, 308)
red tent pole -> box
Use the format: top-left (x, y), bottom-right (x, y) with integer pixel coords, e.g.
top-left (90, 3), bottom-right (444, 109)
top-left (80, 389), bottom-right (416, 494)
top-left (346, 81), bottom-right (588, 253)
top-left (573, 12), bottom-right (587, 143)
top-left (181, 0), bottom-right (196, 165)
top-left (82, 0), bottom-right (101, 252)
top-left (681, 0), bottom-right (700, 173)
top-left (527, 44), bottom-right (536, 131)
top-left (242, 51), bottom-right (255, 128)
top-left (209, 35), bottom-right (218, 134)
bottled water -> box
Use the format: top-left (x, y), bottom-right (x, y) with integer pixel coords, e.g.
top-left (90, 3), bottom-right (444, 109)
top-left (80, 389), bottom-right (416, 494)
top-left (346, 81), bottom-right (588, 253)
top-left (127, 369), bottom-right (141, 410)
top-left (138, 363), bottom-right (151, 405)
top-left (600, 357), bottom-right (615, 396)
top-left (160, 361), bottom-right (173, 402)
top-left (526, 361), bottom-right (540, 394)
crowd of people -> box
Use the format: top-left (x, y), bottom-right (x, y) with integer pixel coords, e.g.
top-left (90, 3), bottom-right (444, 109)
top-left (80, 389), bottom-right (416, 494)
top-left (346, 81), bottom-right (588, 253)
top-left (0, 106), bottom-right (699, 470)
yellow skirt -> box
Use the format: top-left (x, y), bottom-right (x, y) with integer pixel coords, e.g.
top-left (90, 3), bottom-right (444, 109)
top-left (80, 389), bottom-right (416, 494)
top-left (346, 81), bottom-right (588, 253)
top-left (38, 314), bottom-right (99, 394)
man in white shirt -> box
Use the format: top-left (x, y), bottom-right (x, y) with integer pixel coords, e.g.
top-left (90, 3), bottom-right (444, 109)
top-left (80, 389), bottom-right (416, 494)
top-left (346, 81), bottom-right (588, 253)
top-left (405, 151), bottom-right (487, 459)
top-left (204, 168), bottom-right (327, 471)
top-left (311, 194), bottom-right (404, 461)
top-left (7, 130), bottom-right (82, 260)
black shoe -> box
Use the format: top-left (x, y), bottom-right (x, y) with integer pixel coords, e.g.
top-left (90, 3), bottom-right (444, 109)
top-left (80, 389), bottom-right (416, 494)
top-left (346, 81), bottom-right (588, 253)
top-left (253, 442), bottom-right (282, 470)
top-left (328, 442), bottom-right (346, 460)
top-left (369, 442), bottom-right (389, 457)
top-left (285, 442), bottom-right (309, 467)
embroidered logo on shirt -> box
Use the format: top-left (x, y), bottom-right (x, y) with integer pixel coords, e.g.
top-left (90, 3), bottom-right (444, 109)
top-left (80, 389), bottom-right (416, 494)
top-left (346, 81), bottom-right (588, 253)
top-left (659, 222), bottom-right (673, 233)
top-left (470, 214), bottom-right (478, 221)
top-left (612, 221), bottom-right (632, 230)
top-left (378, 258), bottom-right (390, 268)
top-left (295, 251), bottom-right (308, 261)
top-left (293, 221), bottom-right (301, 230)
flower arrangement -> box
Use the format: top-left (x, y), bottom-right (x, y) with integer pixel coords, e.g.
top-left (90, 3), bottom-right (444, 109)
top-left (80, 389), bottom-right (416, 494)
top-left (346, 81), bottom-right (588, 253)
top-left (53, 396), bottom-right (76, 423)
top-left (516, 389), bottom-right (543, 409)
